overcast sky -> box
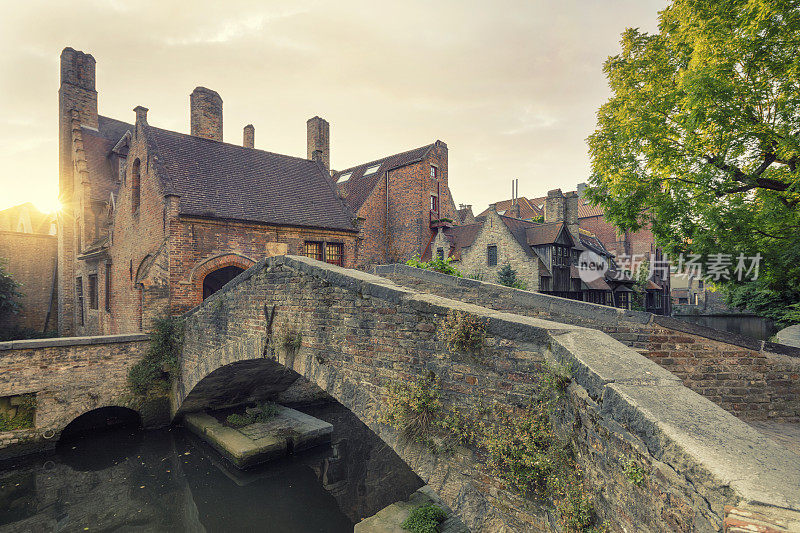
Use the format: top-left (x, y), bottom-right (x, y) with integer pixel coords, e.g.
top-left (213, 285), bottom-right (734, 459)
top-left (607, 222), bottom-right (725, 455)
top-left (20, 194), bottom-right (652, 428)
top-left (0, 0), bottom-right (665, 213)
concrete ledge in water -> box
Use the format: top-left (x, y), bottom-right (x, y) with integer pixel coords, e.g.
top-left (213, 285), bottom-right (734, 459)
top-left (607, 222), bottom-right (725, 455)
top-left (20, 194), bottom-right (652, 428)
top-left (355, 485), bottom-right (469, 533)
top-left (183, 406), bottom-right (333, 469)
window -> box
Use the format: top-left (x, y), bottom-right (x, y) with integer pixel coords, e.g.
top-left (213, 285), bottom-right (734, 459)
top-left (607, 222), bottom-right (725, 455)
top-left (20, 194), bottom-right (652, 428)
top-left (88, 274), bottom-right (98, 310)
top-left (105, 263), bottom-right (112, 312)
top-left (76, 277), bottom-right (84, 326)
top-left (437, 247), bottom-right (444, 260)
top-left (325, 243), bottom-right (344, 266)
top-left (487, 245), bottom-right (498, 266)
top-left (303, 241), bottom-right (323, 261)
top-left (363, 163), bottom-right (381, 176)
top-left (430, 166), bottom-right (438, 180)
top-left (553, 245), bottom-right (569, 267)
top-left (131, 159), bottom-right (141, 213)
top-left (617, 292), bottom-right (630, 309)
top-left (338, 171), bottom-right (352, 182)
top-left (697, 280), bottom-right (704, 289)
top-left (430, 195), bottom-right (439, 212)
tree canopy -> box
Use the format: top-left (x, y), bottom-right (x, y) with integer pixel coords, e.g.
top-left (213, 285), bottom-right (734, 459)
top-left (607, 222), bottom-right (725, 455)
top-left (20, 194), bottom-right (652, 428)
top-left (587, 0), bottom-right (800, 326)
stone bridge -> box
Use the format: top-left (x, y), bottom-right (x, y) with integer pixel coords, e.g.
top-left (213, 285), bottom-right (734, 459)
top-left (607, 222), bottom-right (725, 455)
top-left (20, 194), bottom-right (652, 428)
top-left (173, 256), bottom-right (800, 532)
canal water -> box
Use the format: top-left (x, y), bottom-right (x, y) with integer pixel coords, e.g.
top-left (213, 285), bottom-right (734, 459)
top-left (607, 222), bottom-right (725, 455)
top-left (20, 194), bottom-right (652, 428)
top-left (0, 403), bottom-right (423, 532)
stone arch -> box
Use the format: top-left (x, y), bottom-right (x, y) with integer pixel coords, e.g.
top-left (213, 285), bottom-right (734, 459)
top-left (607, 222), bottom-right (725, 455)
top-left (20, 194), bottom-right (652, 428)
top-left (59, 405), bottom-right (142, 443)
top-left (188, 253), bottom-right (256, 304)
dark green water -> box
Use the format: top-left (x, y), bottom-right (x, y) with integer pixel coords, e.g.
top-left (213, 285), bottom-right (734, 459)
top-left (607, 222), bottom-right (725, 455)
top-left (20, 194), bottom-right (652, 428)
top-left (0, 403), bottom-right (423, 532)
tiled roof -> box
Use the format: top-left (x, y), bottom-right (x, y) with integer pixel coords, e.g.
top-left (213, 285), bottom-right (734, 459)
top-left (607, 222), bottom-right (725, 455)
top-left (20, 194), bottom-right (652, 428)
top-left (455, 207), bottom-right (475, 225)
top-left (522, 193), bottom-right (606, 219)
top-left (332, 143), bottom-right (435, 212)
top-left (525, 222), bottom-right (568, 246)
top-left (81, 115), bottom-right (134, 202)
top-left (146, 126), bottom-right (357, 231)
top-left (442, 223), bottom-right (482, 260)
top-left (477, 197), bottom-right (542, 220)
top-left (500, 215), bottom-right (543, 257)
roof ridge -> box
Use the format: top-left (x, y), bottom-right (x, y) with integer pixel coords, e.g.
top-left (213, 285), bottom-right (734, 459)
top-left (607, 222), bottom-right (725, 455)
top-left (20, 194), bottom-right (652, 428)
top-left (147, 125), bottom-right (317, 165)
top-left (334, 142), bottom-right (435, 176)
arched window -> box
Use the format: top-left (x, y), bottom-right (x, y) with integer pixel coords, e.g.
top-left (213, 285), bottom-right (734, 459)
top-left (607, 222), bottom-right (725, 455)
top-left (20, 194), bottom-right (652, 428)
top-left (131, 159), bottom-right (141, 213)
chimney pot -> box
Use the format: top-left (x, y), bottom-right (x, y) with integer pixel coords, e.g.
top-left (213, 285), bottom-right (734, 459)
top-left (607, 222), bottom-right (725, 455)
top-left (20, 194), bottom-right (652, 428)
top-left (243, 124), bottom-right (255, 148)
top-left (190, 87), bottom-right (223, 141)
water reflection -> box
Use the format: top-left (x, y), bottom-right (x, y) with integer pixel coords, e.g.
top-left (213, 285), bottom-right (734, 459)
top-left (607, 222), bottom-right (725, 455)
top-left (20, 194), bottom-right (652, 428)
top-left (0, 402), bottom-right (422, 532)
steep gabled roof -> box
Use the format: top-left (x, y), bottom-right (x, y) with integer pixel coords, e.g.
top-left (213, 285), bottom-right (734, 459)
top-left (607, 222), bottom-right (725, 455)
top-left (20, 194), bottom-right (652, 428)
top-left (144, 126), bottom-right (356, 231)
top-left (525, 221), bottom-right (572, 246)
top-left (81, 115), bottom-right (134, 202)
top-left (332, 143), bottom-right (435, 211)
top-left (499, 215), bottom-right (546, 257)
top-left (441, 223), bottom-right (482, 260)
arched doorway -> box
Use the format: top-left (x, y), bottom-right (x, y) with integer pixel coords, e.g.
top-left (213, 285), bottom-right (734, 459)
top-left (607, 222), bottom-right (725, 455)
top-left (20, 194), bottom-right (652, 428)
top-left (203, 266), bottom-right (245, 300)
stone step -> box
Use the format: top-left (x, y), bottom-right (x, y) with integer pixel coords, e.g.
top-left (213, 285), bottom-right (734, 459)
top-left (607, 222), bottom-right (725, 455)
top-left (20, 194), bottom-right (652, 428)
top-left (355, 485), bottom-right (468, 533)
top-left (183, 405), bottom-right (332, 469)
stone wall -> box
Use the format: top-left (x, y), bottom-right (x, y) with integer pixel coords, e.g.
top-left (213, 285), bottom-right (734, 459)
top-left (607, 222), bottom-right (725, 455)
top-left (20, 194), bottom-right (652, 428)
top-left (377, 264), bottom-right (800, 423)
top-left (175, 256), bottom-right (800, 532)
top-left (0, 334), bottom-right (158, 459)
top-left (0, 231), bottom-right (57, 333)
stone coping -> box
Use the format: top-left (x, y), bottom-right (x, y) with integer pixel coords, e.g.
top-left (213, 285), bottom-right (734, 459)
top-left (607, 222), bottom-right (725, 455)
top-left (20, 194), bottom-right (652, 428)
top-left (199, 255), bottom-right (800, 514)
top-left (0, 333), bottom-right (149, 351)
top-left (372, 263), bottom-right (800, 358)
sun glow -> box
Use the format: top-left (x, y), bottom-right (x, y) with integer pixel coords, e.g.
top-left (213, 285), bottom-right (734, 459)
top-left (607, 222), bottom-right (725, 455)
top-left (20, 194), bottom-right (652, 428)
top-left (31, 196), bottom-right (62, 215)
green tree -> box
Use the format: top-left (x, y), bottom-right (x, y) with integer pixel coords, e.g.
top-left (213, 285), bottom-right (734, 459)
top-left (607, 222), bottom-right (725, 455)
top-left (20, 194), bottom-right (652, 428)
top-left (0, 260), bottom-right (21, 320)
top-left (496, 264), bottom-right (526, 289)
top-left (587, 0), bottom-right (800, 326)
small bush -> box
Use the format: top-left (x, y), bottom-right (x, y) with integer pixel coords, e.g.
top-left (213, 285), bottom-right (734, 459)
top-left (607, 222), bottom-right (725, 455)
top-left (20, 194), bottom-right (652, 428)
top-left (624, 460), bottom-right (646, 486)
top-left (0, 393), bottom-right (36, 431)
top-left (406, 255), bottom-right (463, 277)
top-left (281, 328), bottom-right (302, 353)
top-left (128, 317), bottom-right (184, 395)
top-left (496, 264), bottom-right (526, 289)
top-left (226, 402), bottom-right (280, 427)
top-left (438, 310), bottom-right (486, 354)
top-left (401, 504), bottom-right (447, 533)
top-left (379, 374), bottom-right (442, 445)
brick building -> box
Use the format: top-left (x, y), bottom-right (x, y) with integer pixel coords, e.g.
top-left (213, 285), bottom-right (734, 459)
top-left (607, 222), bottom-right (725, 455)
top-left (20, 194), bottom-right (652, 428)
top-left (0, 204), bottom-right (58, 334)
top-left (58, 48), bottom-right (359, 336)
top-left (436, 189), bottom-right (671, 313)
top-left (480, 185), bottom-right (671, 314)
top-left (331, 141), bottom-right (458, 266)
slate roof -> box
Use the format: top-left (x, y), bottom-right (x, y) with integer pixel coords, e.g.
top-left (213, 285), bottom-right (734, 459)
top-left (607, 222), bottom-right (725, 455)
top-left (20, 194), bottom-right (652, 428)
top-left (514, 194), bottom-right (605, 219)
top-left (145, 126), bottom-right (356, 231)
top-left (500, 215), bottom-right (543, 256)
top-left (332, 143), bottom-right (435, 212)
top-left (81, 115), bottom-right (134, 202)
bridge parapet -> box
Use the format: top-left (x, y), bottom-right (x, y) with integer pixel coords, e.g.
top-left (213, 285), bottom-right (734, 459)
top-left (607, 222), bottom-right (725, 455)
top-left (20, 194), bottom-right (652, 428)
top-left (176, 256), bottom-right (800, 532)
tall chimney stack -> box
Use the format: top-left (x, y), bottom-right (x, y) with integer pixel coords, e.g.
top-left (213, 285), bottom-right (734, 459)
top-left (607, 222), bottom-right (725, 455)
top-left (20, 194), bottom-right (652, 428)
top-left (243, 124), bottom-right (254, 148)
top-left (307, 116), bottom-right (330, 169)
top-left (565, 191), bottom-right (580, 242)
top-left (190, 87), bottom-right (223, 141)
top-left (544, 189), bottom-right (565, 224)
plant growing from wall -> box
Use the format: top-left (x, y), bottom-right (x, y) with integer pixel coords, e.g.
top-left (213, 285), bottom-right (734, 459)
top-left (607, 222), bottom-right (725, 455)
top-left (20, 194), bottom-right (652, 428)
top-left (280, 327), bottom-right (302, 354)
top-left (379, 373), bottom-right (443, 446)
top-left (128, 316), bottom-right (184, 395)
top-left (0, 260), bottom-right (22, 322)
top-left (623, 460), bottom-right (647, 486)
top-left (226, 402), bottom-right (280, 428)
top-left (401, 503), bottom-right (447, 533)
top-left (0, 393), bottom-right (36, 431)
top-left (437, 310), bottom-right (486, 354)
top-left (406, 255), bottom-right (463, 278)
top-left (496, 264), bottom-right (527, 290)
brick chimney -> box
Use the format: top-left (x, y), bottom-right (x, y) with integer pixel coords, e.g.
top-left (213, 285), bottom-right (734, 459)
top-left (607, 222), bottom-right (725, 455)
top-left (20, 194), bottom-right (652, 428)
top-left (544, 189), bottom-right (565, 223)
top-left (190, 87), bottom-right (223, 141)
top-left (243, 124), bottom-right (254, 148)
top-left (307, 116), bottom-right (330, 169)
top-left (565, 191), bottom-right (580, 242)
top-left (134, 105), bottom-right (148, 125)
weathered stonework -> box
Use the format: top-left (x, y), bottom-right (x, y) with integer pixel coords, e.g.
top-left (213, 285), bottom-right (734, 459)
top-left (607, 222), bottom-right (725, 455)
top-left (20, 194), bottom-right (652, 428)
top-left (174, 256), bottom-right (800, 532)
top-left (0, 334), bottom-right (161, 458)
top-left (376, 264), bottom-right (800, 423)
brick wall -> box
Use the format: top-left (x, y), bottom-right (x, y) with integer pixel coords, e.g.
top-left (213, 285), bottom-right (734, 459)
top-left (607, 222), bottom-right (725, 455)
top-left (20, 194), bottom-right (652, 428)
top-left (0, 231), bottom-right (57, 332)
top-left (376, 265), bottom-right (800, 422)
top-left (355, 141), bottom-right (457, 265)
top-left (0, 334), bottom-right (157, 459)
top-left (175, 256), bottom-right (800, 532)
